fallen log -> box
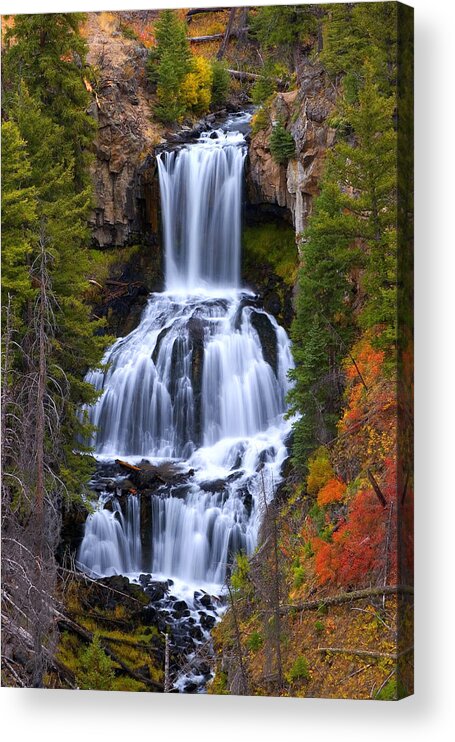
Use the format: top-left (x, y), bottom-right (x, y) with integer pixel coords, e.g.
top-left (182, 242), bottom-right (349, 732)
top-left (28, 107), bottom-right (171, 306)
top-left (187, 7), bottom-right (228, 19)
top-left (317, 645), bottom-right (414, 660)
top-left (189, 28), bottom-right (249, 43)
top-left (227, 68), bottom-right (286, 87)
top-left (280, 584), bottom-right (414, 614)
top-left (227, 68), bottom-right (262, 82)
top-left (115, 458), bottom-right (141, 472)
top-left (1, 613), bottom-right (78, 689)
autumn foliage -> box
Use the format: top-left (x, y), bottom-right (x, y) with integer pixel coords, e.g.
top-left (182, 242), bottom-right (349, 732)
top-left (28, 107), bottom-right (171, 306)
top-left (312, 459), bottom-right (398, 586)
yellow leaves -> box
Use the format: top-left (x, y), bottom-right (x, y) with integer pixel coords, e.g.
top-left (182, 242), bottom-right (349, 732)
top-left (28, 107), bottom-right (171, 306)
top-left (180, 55), bottom-right (213, 114)
top-left (306, 447), bottom-right (333, 496)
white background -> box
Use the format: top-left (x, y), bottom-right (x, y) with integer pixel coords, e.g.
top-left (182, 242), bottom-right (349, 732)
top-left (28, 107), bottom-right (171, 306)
top-left (1, 1), bottom-right (454, 740)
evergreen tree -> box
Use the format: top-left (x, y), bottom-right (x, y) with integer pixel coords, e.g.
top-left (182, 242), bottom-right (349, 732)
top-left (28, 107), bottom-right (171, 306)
top-left (76, 633), bottom-right (116, 691)
top-left (1, 122), bottom-right (36, 311)
top-left (251, 4), bottom-right (317, 65)
top-left (2, 13), bottom-right (95, 187)
top-left (151, 10), bottom-right (192, 123)
top-left (7, 85), bottom-right (108, 495)
top-left (289, 63), bottom-right (397, 472)
top-left (320, 3), bottom-right (397, 96)
top-left (269, 120), bottom-right (296, 165)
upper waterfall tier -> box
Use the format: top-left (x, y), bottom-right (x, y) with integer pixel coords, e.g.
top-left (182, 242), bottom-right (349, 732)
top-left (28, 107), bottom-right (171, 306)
top-left (157, 127), bottom-right (247, 292)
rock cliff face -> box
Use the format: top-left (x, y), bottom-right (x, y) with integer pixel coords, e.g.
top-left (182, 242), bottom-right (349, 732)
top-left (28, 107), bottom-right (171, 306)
top-left (85, 12), bottom-right (162, 248)
top-left (247, 59), bottom-right (336, 235)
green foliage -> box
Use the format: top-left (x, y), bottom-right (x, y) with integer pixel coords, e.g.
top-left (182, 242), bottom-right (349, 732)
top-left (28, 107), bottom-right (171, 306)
top-left (149, 10), bottom-right (192, 123)
top-left (230, 552), bottom-right (250, 592)
top-left (320, 3), bottom-right (397, 96)
top-left (2, 16), bottom-right (109, 503)
top-left (314, 620), bottom-right (325, 633)
top-left (242, 222), bottom-right (297, 287)
top-left (251, 62), bottom-right (278, 106)
top-left (3, 13), bottom-right (95, 187)
top-left (211, 61), bottom-right (230, 108)
top-left (292, 565), bottom-right (306, 589)
top-left (287, 655), bottom-right (310, 682)
top-left (247, 631), bottom-right (263, 652)
top-left (375, 676), bottom-right (407, 701)
top-left (308, 503), bottom-right (327, 538)
top-left (251, 106), bottom-right (270, 135)
top-left (1, 121), bottom-right (36, 312)
top-left (269, 120), bottom-right (295, 165)
top-left (288, 63), bottom-right (397, 471)
top-left (251, 5), bottom-right (317, 67)
top-left (76, 633), bottom-right (116, 691)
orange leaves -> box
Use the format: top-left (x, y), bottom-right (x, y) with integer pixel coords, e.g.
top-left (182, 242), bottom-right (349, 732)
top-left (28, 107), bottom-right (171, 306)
top-left (313, 459), bottom-right (398, 588)
top-left (317, 478), bottom-right (346, 506)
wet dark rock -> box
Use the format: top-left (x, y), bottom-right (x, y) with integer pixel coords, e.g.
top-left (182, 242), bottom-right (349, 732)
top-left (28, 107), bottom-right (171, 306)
top-left (259, 446), bottom-right (276, 464)
top-left (187, 316), bottom-right (205, 445)
top-left (199, 479), bottom-right (226, 494)
top-left (183, 682), bottom-right (199, 693)
top-left (188, 626), bottom-right (204, 642)
top-left (199, 612), bottom-right (216, 630)
top-left (199, 593), bottom-right (214, 610)
top-left (250, 310), bottom-right (279, 377)
top-left (145, 581), bottom-right (169, 602)
top-left (140, 492), bottom-right (153, 567)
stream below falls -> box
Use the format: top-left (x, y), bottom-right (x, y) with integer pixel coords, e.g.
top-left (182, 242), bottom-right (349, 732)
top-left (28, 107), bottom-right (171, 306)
top-left (76, 112), bottom-right (295, 692)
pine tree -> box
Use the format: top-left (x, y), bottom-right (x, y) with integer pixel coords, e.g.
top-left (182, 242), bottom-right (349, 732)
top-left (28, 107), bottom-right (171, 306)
top-left (1, 121), bottom-right (36, 311)
top-left (7, 84), bottom-right (108, 495)
top-left (289, 63), bottom-right (397, 472)
top-left (320, 3), bottom-right (397, 97)
top-left (3, 13), bottom-right (95, 187)
top-left (151, 10), bottom-right (192, 123)
top-left (269, 120), bottom-right (296, 165)
top-left (252, 4), bottom-right (317, 66)
top-left (76, 634), bottom-right (116, 691)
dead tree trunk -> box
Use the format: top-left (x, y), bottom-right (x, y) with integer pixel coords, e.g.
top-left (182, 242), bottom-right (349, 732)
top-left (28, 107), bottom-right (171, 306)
top-left (217, 7), bottom-right (237, 60)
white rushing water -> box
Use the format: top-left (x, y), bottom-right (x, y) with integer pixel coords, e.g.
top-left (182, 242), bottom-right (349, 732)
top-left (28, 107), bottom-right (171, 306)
top-left (78, 113), bottom-right (294, 602)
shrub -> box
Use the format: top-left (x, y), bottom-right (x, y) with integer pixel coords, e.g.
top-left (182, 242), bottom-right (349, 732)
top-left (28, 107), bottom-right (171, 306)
top-left (247, 631), bottom-right (263, 652)
top-left (181, 56), bottom-right (213, 115)
top-left (292, 565), bottom-right (306, 589)
top-left (288, 655), bottom-right (310, 682)
top-left (314, 620), bottom-right (325, 633)
top-left (269, 119), bottom-right (295, 164)
top-left (119, 22), bottom-right (138, 40)
top-left (230, 552), bottom-right (250, 591)
top-left (317, 477), bottom-right (346, 506)
top-left (251, 106), bottom-right (270, 135)
top-left (306, 448), bottom-right (333, 496)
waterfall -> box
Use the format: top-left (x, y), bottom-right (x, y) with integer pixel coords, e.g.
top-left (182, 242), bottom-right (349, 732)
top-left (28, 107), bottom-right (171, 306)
top-left (78, 113), bottom-right (294, 593)
top-left (158, 128), bottom-right (246, 292)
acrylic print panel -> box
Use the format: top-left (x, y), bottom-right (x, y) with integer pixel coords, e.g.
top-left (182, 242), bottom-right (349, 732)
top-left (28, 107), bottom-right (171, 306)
top-left (1, 2), bottom-right (413, 699)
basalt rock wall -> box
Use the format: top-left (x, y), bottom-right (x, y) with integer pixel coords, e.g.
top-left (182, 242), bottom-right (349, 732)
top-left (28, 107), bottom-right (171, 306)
top-left (247, 59), bottom-right (336, 236)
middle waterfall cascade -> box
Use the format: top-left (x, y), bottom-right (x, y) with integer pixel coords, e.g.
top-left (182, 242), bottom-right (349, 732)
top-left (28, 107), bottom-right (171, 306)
top-left (77, 113), bottom-right (295, 689)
